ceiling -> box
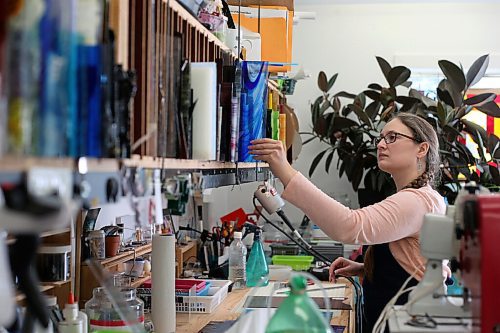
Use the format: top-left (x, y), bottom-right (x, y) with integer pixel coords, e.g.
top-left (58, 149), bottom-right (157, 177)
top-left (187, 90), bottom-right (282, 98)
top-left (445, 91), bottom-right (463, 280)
top-left (295, 0), bottom-right (500, 4)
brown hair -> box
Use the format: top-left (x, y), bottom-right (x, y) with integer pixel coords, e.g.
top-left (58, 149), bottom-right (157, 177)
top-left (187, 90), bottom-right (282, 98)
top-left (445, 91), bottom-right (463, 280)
top-left (364, 112), bottom-right (441, 281)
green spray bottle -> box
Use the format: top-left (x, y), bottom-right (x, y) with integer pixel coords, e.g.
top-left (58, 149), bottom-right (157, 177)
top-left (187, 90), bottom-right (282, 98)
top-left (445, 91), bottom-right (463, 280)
top-left (265, 275), bottom-right (333, 333)
top-left (246, 226), bottom-right (269, 287)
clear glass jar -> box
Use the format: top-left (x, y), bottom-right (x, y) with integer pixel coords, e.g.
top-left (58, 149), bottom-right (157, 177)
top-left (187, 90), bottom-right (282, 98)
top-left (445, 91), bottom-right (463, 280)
top-left (85, 287), bottom-right (144, 332)
top-left (88, 230), bottom-right (105, 259)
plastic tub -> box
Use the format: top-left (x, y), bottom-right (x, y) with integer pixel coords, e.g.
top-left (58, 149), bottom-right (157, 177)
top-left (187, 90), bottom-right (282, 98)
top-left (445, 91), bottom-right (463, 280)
top-left (268, 265), bottom-right (292, 281)
top-left (271, 255), bottom-right (314, 271)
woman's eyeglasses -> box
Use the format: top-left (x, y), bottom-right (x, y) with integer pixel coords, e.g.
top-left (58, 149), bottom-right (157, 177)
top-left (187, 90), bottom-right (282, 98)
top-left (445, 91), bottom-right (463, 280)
top-left (373, 131), bottom-right (422, 145)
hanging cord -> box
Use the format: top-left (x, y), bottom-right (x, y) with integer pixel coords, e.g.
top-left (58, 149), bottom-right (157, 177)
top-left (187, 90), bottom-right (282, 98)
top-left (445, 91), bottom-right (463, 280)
top-left (252, 197), bottom-right (364, 333)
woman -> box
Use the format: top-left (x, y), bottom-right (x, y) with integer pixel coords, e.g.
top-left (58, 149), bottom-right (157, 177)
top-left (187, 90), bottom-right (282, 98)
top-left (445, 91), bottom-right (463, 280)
top-left (248, 113), bottom-right (446, 332)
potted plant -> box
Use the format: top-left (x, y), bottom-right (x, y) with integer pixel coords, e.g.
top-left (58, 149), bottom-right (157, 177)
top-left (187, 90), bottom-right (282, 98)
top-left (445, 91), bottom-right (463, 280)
top-left (303, 55), bottom-right (500, 204)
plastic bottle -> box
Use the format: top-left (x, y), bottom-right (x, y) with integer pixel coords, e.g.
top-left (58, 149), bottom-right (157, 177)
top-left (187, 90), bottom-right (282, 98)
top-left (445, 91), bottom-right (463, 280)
top-left (265, 275), bottom-right (332, 333)
top-left (246, 228), bottom-right (269, 287)
top-left (228, 231), bottom-right (247, 289)
top-left (63, 293), bottom-right (88, 333)
top-left (59, 293), bottom-right (84, 333)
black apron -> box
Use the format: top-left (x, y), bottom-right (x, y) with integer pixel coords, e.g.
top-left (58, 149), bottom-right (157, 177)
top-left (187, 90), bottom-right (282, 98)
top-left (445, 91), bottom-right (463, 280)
top-left (362, 243), bottom-right (419, 333)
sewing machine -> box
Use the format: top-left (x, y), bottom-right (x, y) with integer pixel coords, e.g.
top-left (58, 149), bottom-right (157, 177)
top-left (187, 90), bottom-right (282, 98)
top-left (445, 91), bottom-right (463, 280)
top-left (388, 185), bottom-right (500, 333)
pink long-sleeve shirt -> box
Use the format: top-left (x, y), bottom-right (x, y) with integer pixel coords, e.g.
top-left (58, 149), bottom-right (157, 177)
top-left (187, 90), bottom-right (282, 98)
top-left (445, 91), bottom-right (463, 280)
top-left (281, 172), bottom-right (446, 281)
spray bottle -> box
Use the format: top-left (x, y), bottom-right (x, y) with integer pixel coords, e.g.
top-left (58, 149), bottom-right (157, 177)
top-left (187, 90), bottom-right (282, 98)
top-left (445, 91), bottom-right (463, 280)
top-left (245, 224), bottom-right (269, 287)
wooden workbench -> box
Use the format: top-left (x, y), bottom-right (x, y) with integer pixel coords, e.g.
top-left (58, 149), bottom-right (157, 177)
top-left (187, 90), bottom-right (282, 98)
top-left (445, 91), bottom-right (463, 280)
top-left (176, 279), bottom-right (355, 333)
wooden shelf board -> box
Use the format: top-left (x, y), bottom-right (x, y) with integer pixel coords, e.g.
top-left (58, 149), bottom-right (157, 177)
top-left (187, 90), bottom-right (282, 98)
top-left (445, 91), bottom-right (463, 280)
top-left (131, 274), bottom-right (151, 288)
top-left (41, 280), bottom-right (71, 287)
top-left (41, 228), bottom-right (71, 238)
top-left (0, 156), bottom-right (119, 172)
top-left (176, 241), bottom-right (196, 254)
top-left (125, 156), bottom-right (268, 170)
top-left (16, 285), bottom-right (55, 302)
top-left (168, 0), bottom-right (238, 59)
top-left (0, 155), bottom-right (268, 172)
top-left (88, 243), bottom-right (152, 268)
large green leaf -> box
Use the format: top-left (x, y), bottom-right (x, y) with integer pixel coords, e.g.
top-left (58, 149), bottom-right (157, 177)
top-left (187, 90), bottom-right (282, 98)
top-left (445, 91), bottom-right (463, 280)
top-left (302, 135), bottom-right (318, 145)
top-left (443, 124), bottom-right (462, 141)
top-left (464, 93), bottom-right (496, 106)
top-left (339, 161), bottom-right (346, 178)
top-left (313, 114), bottom-right (332, 137)
top-left (489, 164), bottom-right (500, 184)
top-left (437, 87), bottom-right (455, 107)
top-left (311, 96), bottom-right (322, 125)
top-left (439, 60), bottom-right (466, 93)
top-left (318, 71), bottom-right (328, 92)
top-left (487, 133), bottom-right (499, 154)
top-left (380, 105), bottom-right (396, 121)
top-left (475, 129), bottom-right (487, 162)
top-left (409, 89), bottom-right (437, 108)
top-left (456, 105), bottom-right (474, 119)
top-left (309, 149), bottom-right (328, 177)
top-left (379, 88), bottom-right (397, 107)
top-left (368, 83), bottom-right (383, 91)
top-left (387, 66), bottom-right (411, 87)
top-left (364, 90), bottom-right (381, 101)
top-left (396, 96), bottom-right (420, 108)
top-left (376, 56), bottom-right (392, 83)
top-left (341, 105), bottom-right (352, 117)
top-left (366, 101), bottom-right (382, 121)
top-left (354, 93), bottom-right (367, 110)
top-left (325, 150), bottom-right (335, 173)
top-left (462, 119), bottom-right (488, 146)
top-left (466, 54), bottom-right (489, 88)
top-left (454, 140), bottom-right (474, 165)
top-left (476, 101), bottom-right (500, 117)
top-left (440, 79), bottom-right (463, 108)
top-left (335, 91), bottom-right (357, 99)
top-left (319, 100), bottom-right (331, 115)
top-left (400, 81), bottom-right (412, 88)
top-left (437, 102), bottom-right (447, 127)
top-left (347, 103), bottom-right (372, 128)
top-left (344, 157), bottom-right (354, 181)
top-left (327, 73), bottom-right (339, 91)
top-left (331, 116), bottom-right (359, 131)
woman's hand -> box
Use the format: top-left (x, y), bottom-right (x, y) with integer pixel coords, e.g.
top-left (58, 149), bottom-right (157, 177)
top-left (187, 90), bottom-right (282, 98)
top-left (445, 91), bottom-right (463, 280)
top-left (329, 257), bottom-right (364, 283)
top-left (248, 139), bottom-right (297, 186)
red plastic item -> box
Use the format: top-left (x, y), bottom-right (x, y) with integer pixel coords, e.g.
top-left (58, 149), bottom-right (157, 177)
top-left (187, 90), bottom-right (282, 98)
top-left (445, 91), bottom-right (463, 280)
top-left (175, 279), bottom-right (206, 293)
top-left (140, 279), bottom-right (207, 293)
top-left (460, 195), bottom-right (500, 333)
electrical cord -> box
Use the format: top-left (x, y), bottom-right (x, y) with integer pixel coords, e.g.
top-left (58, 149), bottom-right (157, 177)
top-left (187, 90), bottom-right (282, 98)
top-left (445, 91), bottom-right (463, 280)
top-left (253, 197), bottom-right (364, 333)
top-left (372, 269), bottom-right (419, 333)
top-left (253, 197), bottom-right (331, 264)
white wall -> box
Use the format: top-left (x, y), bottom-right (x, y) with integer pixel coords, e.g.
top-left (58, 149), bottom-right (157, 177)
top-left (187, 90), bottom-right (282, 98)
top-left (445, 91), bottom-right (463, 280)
top-left (286, 1), bottom-right (500, 213)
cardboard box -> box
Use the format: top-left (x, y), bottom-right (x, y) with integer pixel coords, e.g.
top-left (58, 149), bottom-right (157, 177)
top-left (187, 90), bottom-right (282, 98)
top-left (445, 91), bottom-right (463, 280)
top-left (229, 5), bottom-right (293, 72)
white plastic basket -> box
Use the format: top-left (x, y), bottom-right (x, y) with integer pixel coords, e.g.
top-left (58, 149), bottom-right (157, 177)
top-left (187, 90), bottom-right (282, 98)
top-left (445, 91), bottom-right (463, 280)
top-left (175, 279), bottom-right (231, 313)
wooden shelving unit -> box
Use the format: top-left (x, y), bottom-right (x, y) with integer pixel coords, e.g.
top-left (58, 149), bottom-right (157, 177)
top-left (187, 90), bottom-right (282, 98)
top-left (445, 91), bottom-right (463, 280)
top-left (0, 155), bottom-right (268, 173)
top-left (175, 241), bottom-right (197, 278)
top-left (131, 274), bottom-right (151, 288)
top-left (13, 227), bottom-right (74, 309)
top-left (98, 243), bottom-right (152, 268)
top-left (168, 0), bottom-right (237, 59)
top-left (78, 243), bottom-right (153, 307)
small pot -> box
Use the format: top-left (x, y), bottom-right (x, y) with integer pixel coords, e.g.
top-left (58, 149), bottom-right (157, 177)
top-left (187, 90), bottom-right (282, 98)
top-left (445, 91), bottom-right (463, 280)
top-left (105, 235), bottom-right (121, 258)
